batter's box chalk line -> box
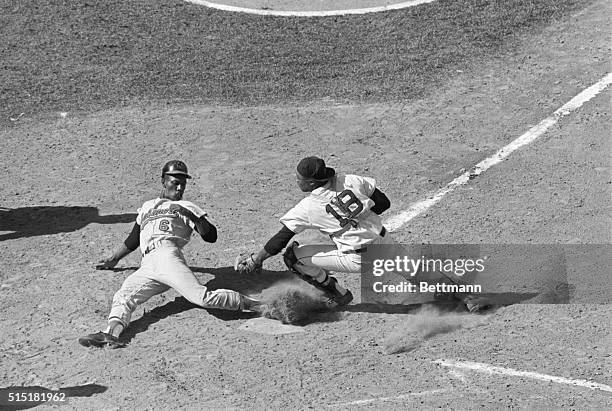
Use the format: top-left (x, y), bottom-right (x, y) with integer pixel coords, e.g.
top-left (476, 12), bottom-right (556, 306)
top-left (384, 73), bottom-right (612, 232)
top-left (326, 388), bottom-right (451, 407)
top-left (436, 359), bottom-right (612, 393)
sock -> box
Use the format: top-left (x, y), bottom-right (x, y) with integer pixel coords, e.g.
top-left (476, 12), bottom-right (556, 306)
top-left (105, 320), bottom-right (125, 338)
top-left (241, 295), bottom-right (263, 312)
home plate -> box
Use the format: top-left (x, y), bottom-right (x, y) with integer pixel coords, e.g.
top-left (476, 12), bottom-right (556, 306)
top-left (239, 317), bottom-right (305, 335)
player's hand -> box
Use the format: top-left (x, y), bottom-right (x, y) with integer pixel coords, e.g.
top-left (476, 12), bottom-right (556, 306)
top-left (234, 253), bottom-right (262, 274)
top-left (168, 203), bottom-right (198, 223)
top-left (95, 256), bottom-right (119, 270)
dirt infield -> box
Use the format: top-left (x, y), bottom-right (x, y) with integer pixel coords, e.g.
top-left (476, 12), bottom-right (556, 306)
top-left (1, 0), bottom-right (610, 409)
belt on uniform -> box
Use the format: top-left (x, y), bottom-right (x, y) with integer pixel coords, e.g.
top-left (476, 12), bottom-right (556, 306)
top-left (143, 240), bottom-right (165, 256)
top-left (343, 226), bottom-right (387, 254)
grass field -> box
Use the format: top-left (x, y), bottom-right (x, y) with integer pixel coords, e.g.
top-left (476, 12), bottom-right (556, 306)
top-left (1, 0), bottom-right (590, 123)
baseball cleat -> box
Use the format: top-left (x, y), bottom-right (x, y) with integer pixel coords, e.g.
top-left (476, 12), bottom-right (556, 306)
top-left (78, 331), bottom-right (126, 348)
top-left (461, 295), bottom-right (493, 313)
top-left (326, 289), bottom-right (354, 307)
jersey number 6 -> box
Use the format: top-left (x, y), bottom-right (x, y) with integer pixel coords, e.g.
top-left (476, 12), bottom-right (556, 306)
top-left (325, 190), bottom-right (363, 228)
top-left (159, 219), bottom-right (170, 232)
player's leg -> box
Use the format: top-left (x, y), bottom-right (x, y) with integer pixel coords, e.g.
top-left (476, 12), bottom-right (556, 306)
top-left (294, 244), bottom-right (361, 273)
top-left (283, 242), bottom-right (356, 306)
top-left (153, 247), bottom-right (260, 311)
top-left (79, 264), bottom-right (169, 348)
top-left (107, 270), bottom-right (170, 333)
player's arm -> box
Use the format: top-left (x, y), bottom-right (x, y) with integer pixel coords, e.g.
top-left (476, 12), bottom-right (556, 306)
top-left (194, 216), bottom-right (217, 243)
top-left (369, 188), bottom-right (391, 215)
top-left (96, 222), bottom-right (140, 270)
top-left (235, 225), bottom-right (296, 272)
top-left (168, 204), bottom-right (217, 243)
top-left (256, 225), bottom-right (296, 264)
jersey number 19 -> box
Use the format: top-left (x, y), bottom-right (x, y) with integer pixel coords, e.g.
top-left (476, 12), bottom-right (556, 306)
top-left (325, 190), bottom-right (363, 228)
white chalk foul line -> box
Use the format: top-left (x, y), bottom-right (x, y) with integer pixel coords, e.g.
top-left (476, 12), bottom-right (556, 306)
top-left (385, 73), bottom-right (612, 232)
top-left (185, 0), bottom-right (437, 17)
top-left (326, 388), bottom-right (450, 407)
top-left (436, 359), bottom-right (612, 393)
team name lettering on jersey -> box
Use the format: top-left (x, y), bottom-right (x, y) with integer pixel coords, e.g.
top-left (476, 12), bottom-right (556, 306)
top-left (140, 208), bottom-right (179, 229)
top-left (136, 199), bottom-right (207, 253)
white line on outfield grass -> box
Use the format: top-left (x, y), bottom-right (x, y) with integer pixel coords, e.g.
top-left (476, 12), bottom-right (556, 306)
top-left (436, 359), bottom-right (612, 393)
top-left (385, 73), bottom-right (612, 232)
top-left (326, 388), bottom-right (450, 407)
top-left (185, 0), bottom-right (436, 17)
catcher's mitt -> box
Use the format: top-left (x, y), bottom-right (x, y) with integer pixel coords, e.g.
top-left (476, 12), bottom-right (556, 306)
top-left (234, 253), bottom-right (262, 274)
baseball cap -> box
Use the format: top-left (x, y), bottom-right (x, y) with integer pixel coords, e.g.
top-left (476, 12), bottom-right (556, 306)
top-left (162, 160), bottom-right (192, 179)
top-left (296, 156), bottom-right (335, 181)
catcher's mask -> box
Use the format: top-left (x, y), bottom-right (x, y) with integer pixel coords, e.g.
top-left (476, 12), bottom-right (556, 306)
top-left (162, 160), bottom-right (192, 179)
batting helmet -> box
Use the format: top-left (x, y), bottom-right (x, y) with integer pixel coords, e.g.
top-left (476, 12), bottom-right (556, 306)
top-left (162, 160), bottom-right (192, 179)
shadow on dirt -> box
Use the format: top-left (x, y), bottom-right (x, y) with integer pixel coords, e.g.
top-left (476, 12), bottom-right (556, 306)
top-left (197, 267), bottom-right (300, 321)
top-left (116, 267), bottom-right (345, 337)
top-left (100, 266), bottom-right (140, 272)
top-left (118, 296), bottom-right (239, 344)
top-left (0, 206), bottom-right (136, 241)
top-left (344, 301), bottom-right (460, 314)
top-left (0, 383), bottom-right (107, 410)
top-left (343, 291), bottom-right (542, 315)
top-left (112, 266), bottom-right (550, 343)
top-left (119, 267), bottom-right (291, 343)
top-left (195, 266), bottom-right (296, 295)
top-left (108, 274), bottom-right (576, 344)
top-left (90, 267), bottom-right (295, 345)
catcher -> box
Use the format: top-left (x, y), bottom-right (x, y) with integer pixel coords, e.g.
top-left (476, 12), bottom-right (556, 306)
top-left (234, 156), bottom-right (394, 306)
top-left (235, 156), bottom-right (490, 312)
top-left (79, 160), bottom-right (262, 348)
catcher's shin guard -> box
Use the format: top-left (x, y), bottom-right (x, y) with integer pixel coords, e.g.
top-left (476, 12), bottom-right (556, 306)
top-left (283, 241), bottom-right (323, 289)
top-left (282, 242), bottom-right (352, 306)
top-left (319, 276), bottom-right (354, 306)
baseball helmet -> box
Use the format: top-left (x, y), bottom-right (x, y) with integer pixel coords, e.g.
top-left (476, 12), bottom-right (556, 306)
top-left (296, 156), bottom-right (335, 181)
top-left (162, 160), bottom-right (192, 179)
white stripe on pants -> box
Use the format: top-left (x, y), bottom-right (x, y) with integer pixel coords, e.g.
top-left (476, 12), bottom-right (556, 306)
top-left (109, 243), bottom-right (242, 327)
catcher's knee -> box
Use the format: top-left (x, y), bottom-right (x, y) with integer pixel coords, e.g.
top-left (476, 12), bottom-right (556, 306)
top-left (282, 242), bottom-right (327, 291)
top-left (282, 241), bottom-right (300, 272)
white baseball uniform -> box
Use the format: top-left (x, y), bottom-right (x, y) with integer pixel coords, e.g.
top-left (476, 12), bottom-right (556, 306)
top-left (108, 197), bottom-right (243, 327)
top-left (280, 174), bottom-right (393, 282)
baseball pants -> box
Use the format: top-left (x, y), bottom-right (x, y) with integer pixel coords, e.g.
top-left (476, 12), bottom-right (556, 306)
top-left (292, 234), bottom-right (450, 285)
top-left (108, 243), bottom-right (242, 327)
top-left (292, 232), bottom-right (395, 282)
